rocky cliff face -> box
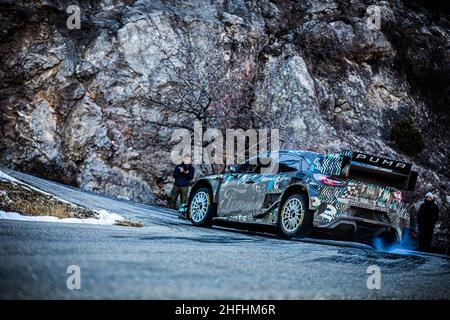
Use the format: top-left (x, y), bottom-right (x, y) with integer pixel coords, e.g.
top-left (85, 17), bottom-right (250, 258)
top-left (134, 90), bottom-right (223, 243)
top-left (0, 0), bottom-right (449, 215)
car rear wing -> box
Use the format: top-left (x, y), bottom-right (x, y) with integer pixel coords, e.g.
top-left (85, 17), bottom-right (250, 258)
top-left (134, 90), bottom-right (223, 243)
top-left (315, 150), bottom-right (418, 191)
top-left (349, 151), bottom-right (417, 191)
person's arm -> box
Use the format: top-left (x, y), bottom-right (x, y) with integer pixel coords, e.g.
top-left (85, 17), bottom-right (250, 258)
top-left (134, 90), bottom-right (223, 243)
top-left (417, 204), bottom-right (424, 224)
top-left (173, 165), bottom-right (182, 178)
top-left (433, 206), bottom-right (440, 223)
top-left (417, 204), bottom-right (423, 215)
top-left (187, 165), bottom-right (195, 180)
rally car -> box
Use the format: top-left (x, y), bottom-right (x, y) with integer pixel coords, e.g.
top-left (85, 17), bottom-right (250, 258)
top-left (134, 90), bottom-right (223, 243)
top-left (181, 150), bottom-right (417, 246)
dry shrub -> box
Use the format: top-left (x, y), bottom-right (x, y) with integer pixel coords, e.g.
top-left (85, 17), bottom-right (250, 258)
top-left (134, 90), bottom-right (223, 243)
top-left (8, 198), bottom-right (73, 219)
top-left (114, 220), bottom-right (144, 227)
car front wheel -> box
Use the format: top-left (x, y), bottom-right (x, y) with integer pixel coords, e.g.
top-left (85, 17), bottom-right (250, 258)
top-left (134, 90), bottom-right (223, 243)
top-left (278, 194), bottom-right (312, 238)
top-left (189, 187), bottom-right (214, 227)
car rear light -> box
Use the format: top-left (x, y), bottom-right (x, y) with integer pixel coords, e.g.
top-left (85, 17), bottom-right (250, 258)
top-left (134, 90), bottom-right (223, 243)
top-left (393, 191), bottom-right (402, 201)
top-left (314, 174), bottom-right (346, 187)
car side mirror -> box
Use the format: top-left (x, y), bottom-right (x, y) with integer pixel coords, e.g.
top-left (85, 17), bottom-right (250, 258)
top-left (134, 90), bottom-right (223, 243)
top-left (227, 164), bottom-right (240, 174)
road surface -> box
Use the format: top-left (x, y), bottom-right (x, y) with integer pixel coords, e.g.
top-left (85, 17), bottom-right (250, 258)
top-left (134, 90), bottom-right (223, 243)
top-left (1, 171), bottom-right (449, 299)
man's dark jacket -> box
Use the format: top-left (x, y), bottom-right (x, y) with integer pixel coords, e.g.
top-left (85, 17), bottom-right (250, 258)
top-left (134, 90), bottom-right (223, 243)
top-left (173, 163), bottom-right (195, 187)
top-left (417, 200), bottom-right (439, 248)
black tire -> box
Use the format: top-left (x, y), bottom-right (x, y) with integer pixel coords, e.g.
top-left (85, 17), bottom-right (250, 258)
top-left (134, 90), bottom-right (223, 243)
top-left (188, 187), bottom-right (214, 227)
top-left (278, 193), bottom-right (312, 238)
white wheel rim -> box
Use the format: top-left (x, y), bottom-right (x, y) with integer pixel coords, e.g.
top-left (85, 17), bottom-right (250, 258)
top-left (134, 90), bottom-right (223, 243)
top-left (190, 191), bottom-right (209, 223)
top-left (281, 198), bottom-right (304, 232)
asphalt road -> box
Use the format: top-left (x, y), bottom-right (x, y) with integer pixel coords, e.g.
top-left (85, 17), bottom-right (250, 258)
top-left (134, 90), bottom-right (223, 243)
top-left (1, 171), bottom-right (450, 299)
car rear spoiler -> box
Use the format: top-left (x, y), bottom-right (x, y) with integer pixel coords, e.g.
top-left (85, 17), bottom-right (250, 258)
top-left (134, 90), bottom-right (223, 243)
top-left (316, 150), bottom-right (418, 191)
top-left (349, 151), bottom-right (417, 191)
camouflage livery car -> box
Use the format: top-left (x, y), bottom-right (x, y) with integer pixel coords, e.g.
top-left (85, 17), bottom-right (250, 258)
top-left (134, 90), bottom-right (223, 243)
top-left (183, 150), bottom-right (417, 246)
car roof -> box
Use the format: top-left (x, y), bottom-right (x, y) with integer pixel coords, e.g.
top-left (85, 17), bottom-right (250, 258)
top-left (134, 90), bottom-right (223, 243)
top-left (280, 149), bottom-right (320, 156)
top-left (253, 149), bottom-right (320, 163)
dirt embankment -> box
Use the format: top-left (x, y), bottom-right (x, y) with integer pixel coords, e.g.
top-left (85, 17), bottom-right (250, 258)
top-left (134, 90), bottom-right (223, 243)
top-left (0, 170), bottom-right (143, 227)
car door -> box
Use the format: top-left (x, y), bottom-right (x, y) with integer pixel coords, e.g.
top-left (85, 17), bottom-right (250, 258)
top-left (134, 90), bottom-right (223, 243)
top-left (256, 153), bottom-right (303, 209)
top-left (217, 156), bottom-right (270, 219)
top-left (228, 153), bottom-right (305, 219)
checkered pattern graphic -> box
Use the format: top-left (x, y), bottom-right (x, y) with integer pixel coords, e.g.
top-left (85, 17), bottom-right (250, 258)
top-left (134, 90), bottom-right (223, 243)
top-left (342, 186), bottom-right (358, 199)
top-left (336, 202), bottom-right (350, 214)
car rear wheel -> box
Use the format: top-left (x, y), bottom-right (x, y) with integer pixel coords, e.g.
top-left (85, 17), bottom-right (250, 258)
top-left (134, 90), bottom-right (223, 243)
top-left (189, 187), bottom-right (214, 227)
top-left (278, 194), bottom-right (312, 238)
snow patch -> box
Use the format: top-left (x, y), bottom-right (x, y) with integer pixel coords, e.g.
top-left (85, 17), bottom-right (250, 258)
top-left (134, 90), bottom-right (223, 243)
top-left (0, 209), bottom-right (125, 225)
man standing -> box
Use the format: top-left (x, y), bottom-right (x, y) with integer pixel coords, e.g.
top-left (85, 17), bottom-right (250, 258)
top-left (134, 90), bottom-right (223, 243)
top-left (417, 192), bottom-right (440, 251)
top-left (169, 156), bottom-right (195, 210)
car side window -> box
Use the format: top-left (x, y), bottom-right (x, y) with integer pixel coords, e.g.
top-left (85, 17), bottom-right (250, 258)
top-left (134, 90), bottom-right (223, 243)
top-left (236, 153), bottom-right (273, 174)
top-left (278, 154), bottom-right (301, 173)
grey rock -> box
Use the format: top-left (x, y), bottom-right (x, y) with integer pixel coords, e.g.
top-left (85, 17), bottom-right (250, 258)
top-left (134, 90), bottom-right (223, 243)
top-left (0, 0), bottom-right (448, 221)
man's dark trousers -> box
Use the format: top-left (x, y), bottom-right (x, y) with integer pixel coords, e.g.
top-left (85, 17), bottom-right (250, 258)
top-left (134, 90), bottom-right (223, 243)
top-left (170, 184), bottom-right (189, 209)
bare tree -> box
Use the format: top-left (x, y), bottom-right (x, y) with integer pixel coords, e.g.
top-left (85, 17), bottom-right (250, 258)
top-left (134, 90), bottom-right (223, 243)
top-left (124, 12), bottom-right (273, 174)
